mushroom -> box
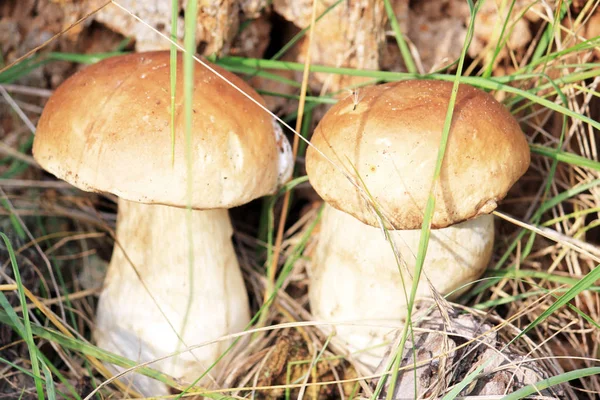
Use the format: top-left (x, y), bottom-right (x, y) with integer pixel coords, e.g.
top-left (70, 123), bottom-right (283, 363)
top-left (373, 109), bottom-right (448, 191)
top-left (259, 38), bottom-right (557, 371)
top-left (32, 51), bottom-right (292, 395)
top-left (305, 80), bottom-right (530, 369)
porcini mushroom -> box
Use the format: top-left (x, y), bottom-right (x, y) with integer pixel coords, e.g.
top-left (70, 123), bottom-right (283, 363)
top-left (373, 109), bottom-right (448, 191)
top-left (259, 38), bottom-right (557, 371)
top-left (305, 80), bottom-right (530, 368)
top-left (33, 51), bottom-right (292, 394)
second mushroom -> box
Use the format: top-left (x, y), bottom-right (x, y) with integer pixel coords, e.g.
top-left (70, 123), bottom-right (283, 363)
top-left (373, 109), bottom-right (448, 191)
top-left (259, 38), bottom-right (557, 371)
top-left (305, 80), bottom-right (530, 369)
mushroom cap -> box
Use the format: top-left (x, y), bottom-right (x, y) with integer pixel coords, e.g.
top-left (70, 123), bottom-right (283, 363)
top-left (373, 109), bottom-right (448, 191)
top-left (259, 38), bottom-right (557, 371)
top-left (33, 51), bottom-right (292, 209)
top-left (306, 80), bottom-right (530, 229)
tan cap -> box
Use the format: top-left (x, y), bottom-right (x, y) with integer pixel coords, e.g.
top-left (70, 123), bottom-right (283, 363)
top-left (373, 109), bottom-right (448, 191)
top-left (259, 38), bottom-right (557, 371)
top-left (33, 51), bottom-right (292, 209)
top-left (306, 80), bottom-right (530, 229)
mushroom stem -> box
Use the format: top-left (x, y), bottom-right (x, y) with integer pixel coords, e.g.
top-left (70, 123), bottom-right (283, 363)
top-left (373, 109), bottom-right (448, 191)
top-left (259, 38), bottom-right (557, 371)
top-left (309, 204), bottom-right (494, 369)
top-left (94, 198), bottom-right (250, 395)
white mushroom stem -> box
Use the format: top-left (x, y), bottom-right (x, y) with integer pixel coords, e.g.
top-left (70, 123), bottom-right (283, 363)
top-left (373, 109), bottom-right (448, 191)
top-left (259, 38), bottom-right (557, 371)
top-left (309, 204), bottom-right (494, 370)
top-left (94, 198), bottom-right (250, 396)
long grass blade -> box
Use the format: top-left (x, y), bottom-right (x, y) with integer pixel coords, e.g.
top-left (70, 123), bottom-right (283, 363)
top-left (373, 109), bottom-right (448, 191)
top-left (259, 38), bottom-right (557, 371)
top-left (176, 0), bottom-right (198, 390)
top-left (482, 0), bottom-right (519, 78)
top-left (0, 311), bottom-right (183, 390)
top-left (217, 57), bottom-right (600, 131)
top-left (530, 143), bottom-right (600, 171)
top-left (42, 363), bottom-right (56, 400)
top-left (383, 0), bottom-right (416, 73)
top-left (271, 0), bottom-right (344, 61)
top-left (519, 261), bottom-right (600, 337)
top-left (527, 0), bottom-right (570, 73)
top-left (0, 291), bottom-right (81, 399)
top-left (502, 367), bottom-right (600, 400)
top-left (0, 233), bottom-right (45, 399)
top-left (377, 1), bottom-right (482, 398)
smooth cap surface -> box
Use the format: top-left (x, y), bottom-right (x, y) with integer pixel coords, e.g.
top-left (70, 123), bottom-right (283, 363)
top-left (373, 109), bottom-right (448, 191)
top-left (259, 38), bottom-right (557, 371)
top-left (306, 80), bottom-right (530, 229)
top-left (33, 51), bottom-right (292, 209)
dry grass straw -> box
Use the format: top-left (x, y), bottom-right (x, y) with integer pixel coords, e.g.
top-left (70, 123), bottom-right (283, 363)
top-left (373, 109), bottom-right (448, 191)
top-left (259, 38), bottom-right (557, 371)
top-left (264, 0), bottom-right (319, 314)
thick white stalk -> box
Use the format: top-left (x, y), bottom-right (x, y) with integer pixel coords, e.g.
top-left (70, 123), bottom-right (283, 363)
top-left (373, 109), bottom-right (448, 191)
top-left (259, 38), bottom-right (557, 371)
top-left (309, 204), bottom-right (494, 369)
top-left (94, 199), bottom-right (250, 395)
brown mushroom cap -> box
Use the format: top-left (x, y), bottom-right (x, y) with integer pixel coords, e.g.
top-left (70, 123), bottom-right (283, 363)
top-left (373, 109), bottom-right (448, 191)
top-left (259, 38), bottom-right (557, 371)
top-left (33, 51), bottom-right (290, 209)
top-left (306, 80), bottom-right (530, 229)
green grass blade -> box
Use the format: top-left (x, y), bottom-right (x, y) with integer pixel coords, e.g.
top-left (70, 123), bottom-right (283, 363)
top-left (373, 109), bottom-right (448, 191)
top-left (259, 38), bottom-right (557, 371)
top-left (0, 50), bottom-right (134, 84)
top-left (543, 206), bottom-right (600, 226)
top-left (0, 161), bottom-right (30, 178)
top-left (537, 180), bottom-right (600, 216)
top-left (482, 0), bottom-right (518, 78)
top-left (217, 57), bottom-right (600, 131)
top-left (271, 0), bottom-right (344, 61)
top-left (42, 363), bottom-right (56, 400)
top-left (501, 367), bottom-right (600, 400)
top-left (218, 55), bottom-right (413, 80)
top-left (177, 0), bottom-right (198, 383)
top-left (265, 176), bottom-right (309, 270)
top-left (378, 2), bottom-right (482, 398)
top-left (0, 233), bottom-right (44, 400)
top-left (0, 292), bottom-right (27, 342)
top-left (47, 52), bottom-right (127, 64)
top-left (1, 199), bottom-right (26, 240)
top-left (383, 0), bottom-right (416, 73)
top-left (486, 268), bottom-right (600, 289)
top-left (517, 37), bottom-right (600, 74)
top-left (441, 359), bottom-right (491, 399)
top-left (39, 351), bottom-right (81, 400)
top-left (115, 37), bottom-right (133, 51)
top-left (527, 0), bottom-right (570, 73)
top-left (519, 261), bottom-right (600, 337)
top-left (493, 175), bottom-right (600, 269)
top-left (0, 311), bottom-right (183, 390)
top-left (0, 293), bottom-right (79, 399)
top-left (467, 177), bottom-right (600, 298)
top-left (296, 108), bottom-right (314, 161)
top-left (228, 64), bottom-right (302, 87)
top-left (0, 356), bottom-right (44, 384)
top-left (471, 275), bottom-right (600, 330)
top-left (530, 144), bottom-right (600, 171)
top-left (258, 90), bottom-right (337, 104)
top-left (0, 57), bottom-right (49, 84)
